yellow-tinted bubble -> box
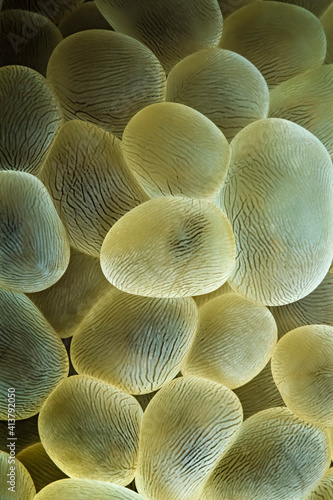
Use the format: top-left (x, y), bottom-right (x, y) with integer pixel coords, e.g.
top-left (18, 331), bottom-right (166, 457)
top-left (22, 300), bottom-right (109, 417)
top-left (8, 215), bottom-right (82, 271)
top-left (221, 118), bottom-right (333, 306)
top-left (271, 325), bottom-right (333, 427)
top-left (0, 288), bottom-right (69, 420)
top-left (136, 376), bottom-right (243, 500)
top-left (39, 120), bottom-right (149, 257)
top-left (34, 479), bottom-right (147, 500)
top-left (0, 65), bottom-right (62, 175)
top-left (101, 197), bottom-right (236, 297)
top-left (166, 48), bottom-right (269, 141)
top-left (202, 407), bottom-right (331, 500)
top-left (38, 375), bottom-right (143, 485)
top-left (220, 1), bottom-right (326, 88)
top-left (71, 287), bottom-right (198, 394)
top-left (183, 292), bottom-right (277, 388)
top-left (46, 30), bottom-right (166, 138)
top-left (0, 171), bottom-right (70, 293)
top-left (95, 0), bottom-right (223, 73)
top-left (0, 10), bottom-right (62, 76)
top-left (122, 102), bottom-right (230, 198)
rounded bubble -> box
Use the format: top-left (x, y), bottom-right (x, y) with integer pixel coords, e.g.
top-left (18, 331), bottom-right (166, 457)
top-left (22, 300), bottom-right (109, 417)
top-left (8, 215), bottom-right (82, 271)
top-left (220, 1), bottom-right (326, 88)
top-left (71, 287), bottom-right (198, 394)
top-left (183, 292), bottom-right (277, 388)
top-left (38, 375), bottom-right (143, 485)
top-left (46, 30), bottom-right (166, 138)
top-left (136, 376), bottom-right (243, 500)
top-left (101, 196), bottom-right (236, 297)
top-left (166, 48), bottom-right (269, 141)
top-left (271, 324), bottom-right (333, 427)
top-left (0, 288), bottom-right (69, 420)
top-left (221, 118), bottom-right (333, 306)
top-left (0, 66), bottom-right (62, 175)
top-left (202, 407), bottom-right (331, 500)
top-left (0, 171), bottom-right (70, 293)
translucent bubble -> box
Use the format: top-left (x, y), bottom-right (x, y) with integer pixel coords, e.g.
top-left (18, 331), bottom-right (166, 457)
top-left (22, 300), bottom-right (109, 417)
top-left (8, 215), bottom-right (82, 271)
top-left (33, 479), bottom-right (146, 500)
top-left (183, 292), bottom-right (277, 388)
top-left (2, 0), bottom-right (85, 24)
top-left (39, 120), bottom-right (149, 257)
top-left (46, 30), bottom-right (166, 137)
top-left (38, 375), bottom-right (143, 485)
top-left (0, 288), bottom-right (69, 419)
top-left (0, 171), bottom-right (70, 293)
top-left (0, 451), bottom-right (35, 500)
top-left (202, 407), bottom-right (331, 500)
top-left (95, 0), bottom-right (223, 73)
top-left (71, 287), bottom-right (198, 394)
top-left (0, 9), bottom-right (62, 76)
top-left (0, 66), bottom-right (62, 175)
top-left (220, 1), bottom-right (326, 88)
top-left (271, 324), bottom-right (333, 427)
top-left (166, 48), bottom-right (269, 141)
top-left (136, 376), bottom-right (243, 500)
top-left (269, 65), bottom-right (333, 159)
top-left (221, 118), bottom-right (333, 305)
top-left (122, 102), bottom-right (230, 198)
top-left (58, 2), bottom-right (112, 38)
top-left (28, 249), bottom-right (112, 338)
top-left (100, 196), bottom-right (236, 297)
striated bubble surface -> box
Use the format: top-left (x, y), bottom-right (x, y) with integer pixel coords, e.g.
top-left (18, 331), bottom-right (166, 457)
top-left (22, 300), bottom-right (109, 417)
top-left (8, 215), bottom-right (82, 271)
top-left (0, 288), bottom-right (69, 420)
top-left (39, 120), bottom-right (149, 257)
top-left (0, 171), bottom-right (70, 293)
top-left (122, 102), bottom-right (230, 199)
top-left (34, 479), bottom-right (146, 500)
top-left (101, 196), bottom-right (236, 297)
top-left (136, 376), bottom-right (243, 500)
top-left (95, 0), bottom-right (223, 73)
top-left (183, 292), bottom-right (277, 389)
top-left (0, 10), bottom-right (62, 76)
top-left (0, 451), bottom-right (35, 500)
top-left (271, 324), bottom-right (333, 427)
top-left (220, 1), bottom-right (327, 88)
top-left (221, 118), bottom-right (333, 306)
top-left (46, 30), bottom-right (166, 138)
top-left (0, 66), bottom-right (62, 175)
top-left (202, 407), bottom-right (331, 500)
top-left (166, 48), bottom-right (269, 141)
top-left (269, 64), bottom-right (333, 158)
top-left (38, 375), bottom-right (143, 485)
top-left (71, 287), bottom-right (198, 394)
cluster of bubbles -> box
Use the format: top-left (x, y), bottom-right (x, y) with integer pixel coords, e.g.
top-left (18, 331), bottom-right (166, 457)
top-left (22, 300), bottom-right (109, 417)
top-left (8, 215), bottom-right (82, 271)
top-left (0, 0), bottom-right (333, 499)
